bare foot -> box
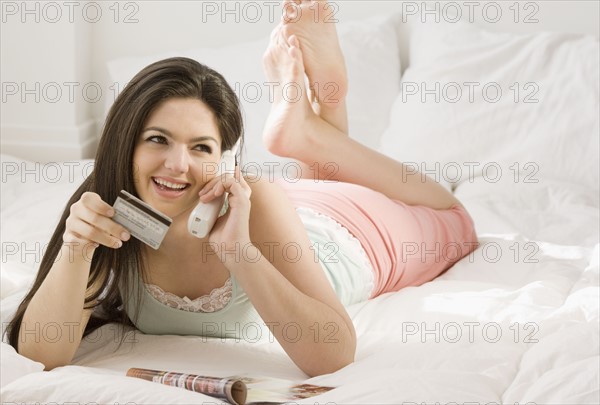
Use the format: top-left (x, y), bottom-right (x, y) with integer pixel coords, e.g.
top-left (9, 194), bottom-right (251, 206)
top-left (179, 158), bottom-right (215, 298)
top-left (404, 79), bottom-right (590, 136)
top-left (262, 28), bottom-right (319, 158)
top-left (280, 0), bottom-right (348, 109)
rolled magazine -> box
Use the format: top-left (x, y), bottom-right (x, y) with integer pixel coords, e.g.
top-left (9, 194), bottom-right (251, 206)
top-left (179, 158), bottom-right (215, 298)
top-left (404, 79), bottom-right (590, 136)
top-left (126, 367), bottom-right (335, 404)
top-left (126, 368), bottom-right (246, 405)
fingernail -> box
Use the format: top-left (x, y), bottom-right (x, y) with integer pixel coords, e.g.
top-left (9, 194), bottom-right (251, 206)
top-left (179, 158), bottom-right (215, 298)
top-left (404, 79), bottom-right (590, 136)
top-left (121, 232), bottom-right (130, 241)
top-left (115, 240), bottom-right (122, 248)
top-left (108, 209), bottom-right (115, 216)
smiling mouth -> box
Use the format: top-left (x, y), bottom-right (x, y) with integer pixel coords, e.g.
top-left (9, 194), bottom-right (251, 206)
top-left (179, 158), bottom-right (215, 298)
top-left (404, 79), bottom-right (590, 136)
top-left (152, 177), bottom-right (191, 192)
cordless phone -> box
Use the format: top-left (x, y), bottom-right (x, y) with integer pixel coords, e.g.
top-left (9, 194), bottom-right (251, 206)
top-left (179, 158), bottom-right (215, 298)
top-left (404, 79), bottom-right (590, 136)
top-left (187, 141), bottom-right (239, 238)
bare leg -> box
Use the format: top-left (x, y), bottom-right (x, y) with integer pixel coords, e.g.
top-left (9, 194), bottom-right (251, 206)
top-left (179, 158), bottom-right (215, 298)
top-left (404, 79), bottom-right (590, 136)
top-left (262, 33), bottom-right (461, 210)
top-left (262, 29), bottom-right (315, 160)
top-left (267, 0), bottom-right (349, 180)
top-left (280, 0), bottom-right (348, 134)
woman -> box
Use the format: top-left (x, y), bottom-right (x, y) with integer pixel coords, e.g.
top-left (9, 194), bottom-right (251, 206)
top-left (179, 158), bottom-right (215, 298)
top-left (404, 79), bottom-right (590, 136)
top-left (5, 1), bottom-right (478, 377)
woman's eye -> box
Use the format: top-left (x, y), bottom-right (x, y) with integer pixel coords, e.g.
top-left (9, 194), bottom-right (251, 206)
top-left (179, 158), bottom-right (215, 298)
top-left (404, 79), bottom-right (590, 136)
top-left (194, 144), bottom-right (212, 153)
top-left (146, 135), bottom-right (168, 144)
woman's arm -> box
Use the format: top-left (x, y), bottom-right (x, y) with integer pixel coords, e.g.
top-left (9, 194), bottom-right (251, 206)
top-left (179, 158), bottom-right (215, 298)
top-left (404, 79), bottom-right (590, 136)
top-left (18, 192), bottom-right (130, 369)
top-left (205, 175), bottom-right (356, 377)
top-left (243, 177), bottom-right (356, 376)
top-left (19, 244), bottom-right (96, 370)
top-left (226, 243), bottom-right (356, 377)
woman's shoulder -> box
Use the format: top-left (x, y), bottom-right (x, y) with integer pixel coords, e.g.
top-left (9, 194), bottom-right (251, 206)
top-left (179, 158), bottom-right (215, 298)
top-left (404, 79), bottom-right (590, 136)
top-left (244, 173), bottom-right (283, 198)
top-left (245, 174), bottom-right (296, 225)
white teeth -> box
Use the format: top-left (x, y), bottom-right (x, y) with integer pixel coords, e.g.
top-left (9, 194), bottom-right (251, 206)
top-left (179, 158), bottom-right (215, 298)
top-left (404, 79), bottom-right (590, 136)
top-left (153, 178), bottom-right (188, 190)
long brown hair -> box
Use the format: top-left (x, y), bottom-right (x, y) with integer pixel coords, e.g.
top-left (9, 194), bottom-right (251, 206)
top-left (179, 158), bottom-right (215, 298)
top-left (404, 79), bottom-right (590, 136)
top-left (4, 57), bottom-right (244, 350)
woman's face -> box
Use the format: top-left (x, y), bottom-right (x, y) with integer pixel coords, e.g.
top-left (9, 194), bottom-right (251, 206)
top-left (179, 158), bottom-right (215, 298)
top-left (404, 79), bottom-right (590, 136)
top-left (132, 97), bottom-right (222, 219)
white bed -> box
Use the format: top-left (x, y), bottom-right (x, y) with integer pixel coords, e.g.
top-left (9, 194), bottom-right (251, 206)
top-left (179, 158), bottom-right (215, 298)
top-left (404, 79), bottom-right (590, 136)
top-left (1, 5), bottom-right (599, 405)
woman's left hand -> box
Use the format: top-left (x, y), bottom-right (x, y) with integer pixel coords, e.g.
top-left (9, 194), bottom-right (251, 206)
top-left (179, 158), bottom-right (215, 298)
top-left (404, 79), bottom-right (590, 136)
top-left (197, 166), bottom-right (253, 261)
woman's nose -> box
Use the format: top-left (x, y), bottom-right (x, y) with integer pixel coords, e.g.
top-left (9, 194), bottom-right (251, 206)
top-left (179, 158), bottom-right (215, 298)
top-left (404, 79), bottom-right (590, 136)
top-left (164, 146), bottom-right (189, 173)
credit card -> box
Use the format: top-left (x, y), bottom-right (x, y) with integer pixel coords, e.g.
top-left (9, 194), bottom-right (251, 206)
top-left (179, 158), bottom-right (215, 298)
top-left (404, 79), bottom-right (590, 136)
top-left (112, 190), bottom-right (172, 250)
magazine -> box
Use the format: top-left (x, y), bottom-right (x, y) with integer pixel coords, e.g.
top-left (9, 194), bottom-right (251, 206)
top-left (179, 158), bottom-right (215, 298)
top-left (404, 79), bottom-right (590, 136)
top-left (126, 367), bottom-right (336, 405)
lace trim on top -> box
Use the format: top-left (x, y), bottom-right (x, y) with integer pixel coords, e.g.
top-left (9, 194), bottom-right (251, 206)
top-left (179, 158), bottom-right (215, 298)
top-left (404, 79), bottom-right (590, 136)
top-left (145, 278), bottom-right (232, 313)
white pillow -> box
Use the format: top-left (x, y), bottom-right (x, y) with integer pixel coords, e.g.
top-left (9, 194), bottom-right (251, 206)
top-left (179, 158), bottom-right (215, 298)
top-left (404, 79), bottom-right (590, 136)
top-left (0, 155), bottom-right (93, 273)
top-left (0, 342), bottom-right (45, 388)
top-left (378, 20), bottom-right (599, 193)
top-left (106, 13), bottom-right (401, 175)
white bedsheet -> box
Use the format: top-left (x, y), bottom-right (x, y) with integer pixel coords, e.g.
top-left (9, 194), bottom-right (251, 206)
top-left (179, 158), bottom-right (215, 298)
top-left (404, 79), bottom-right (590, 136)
top-left (1, 154), bottom-right (598, 404)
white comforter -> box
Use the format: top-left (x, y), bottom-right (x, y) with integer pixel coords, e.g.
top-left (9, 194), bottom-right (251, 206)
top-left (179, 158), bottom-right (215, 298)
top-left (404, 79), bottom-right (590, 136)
top-left (1, 155), bottom-right (598, 404)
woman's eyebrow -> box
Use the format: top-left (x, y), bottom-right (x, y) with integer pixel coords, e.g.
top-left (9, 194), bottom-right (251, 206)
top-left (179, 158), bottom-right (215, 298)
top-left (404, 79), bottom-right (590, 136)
top-left (143, 126), bottom-right (219, 145)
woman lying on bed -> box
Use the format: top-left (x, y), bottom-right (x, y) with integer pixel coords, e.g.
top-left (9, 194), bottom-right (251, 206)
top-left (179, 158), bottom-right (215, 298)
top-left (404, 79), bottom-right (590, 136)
top-left (5, 0), bottom-right (478, 377)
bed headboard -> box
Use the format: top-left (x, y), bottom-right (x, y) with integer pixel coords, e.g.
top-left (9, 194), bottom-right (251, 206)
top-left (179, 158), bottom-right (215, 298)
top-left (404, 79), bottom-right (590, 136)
top-left (1, 1), bottom-right (598, 162)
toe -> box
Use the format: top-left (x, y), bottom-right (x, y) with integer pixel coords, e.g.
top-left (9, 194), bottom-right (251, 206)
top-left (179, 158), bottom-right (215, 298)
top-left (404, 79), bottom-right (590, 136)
top-left (288, 34), bottom-right (300, 50)
top-left (281, 23), bottom-right (294, 41)
top-left (277, 29), bottom-right (292, 53)
top-left (275, 26), bottom-right (289, 50)
top-left (282, 0), bottom-right (301, 23)
top-left (287, 36), bottom-right (306, 73)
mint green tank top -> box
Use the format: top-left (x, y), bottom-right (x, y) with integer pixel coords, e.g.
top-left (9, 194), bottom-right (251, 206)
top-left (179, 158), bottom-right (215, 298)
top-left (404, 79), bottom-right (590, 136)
top-left (120, 268), bottom-right (264, 339)
top-left (119, 207), bottom-right (374, 339)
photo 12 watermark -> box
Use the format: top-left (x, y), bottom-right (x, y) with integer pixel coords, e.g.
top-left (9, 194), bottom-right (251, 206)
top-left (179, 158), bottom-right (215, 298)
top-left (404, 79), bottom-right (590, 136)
top-left (187, 320), bottom-right (340, 344)
top-left (2, 160), bottom-right (95, 184)
top-left (1, 1), bottom-right (140, 24)
top-left (232, 80), bottom-right (341, 105)
top-left (401, 1), bottom-right (540, 24)
top-left (399, 240), bottom-right (539, 265)
top-left (2, 321), bottom-right (139, 345)
top-left (401, 81), bottom-right (540, 105)
top-left (199, 240), bottom-right (341, 265)
top-left (400, 321), bottom-right (540, 344)
top-left (402, 161), bottom-right (540, 185)
top-left (2, 81), bottom-right (115, 105)
top-left (1, 241), bottom-right (96, 265)
top-left (199, 1), bottom-right (340, 24)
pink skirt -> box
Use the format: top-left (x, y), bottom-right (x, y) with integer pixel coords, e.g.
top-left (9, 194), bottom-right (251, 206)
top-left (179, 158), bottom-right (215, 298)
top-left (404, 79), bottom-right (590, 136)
top-left (275, 179), bottom-right (479, 298)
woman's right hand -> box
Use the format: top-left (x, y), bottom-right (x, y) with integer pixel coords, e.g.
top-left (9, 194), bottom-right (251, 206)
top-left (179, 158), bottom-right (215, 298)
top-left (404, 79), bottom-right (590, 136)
top-left (63, 192), bottom-right (131, 252)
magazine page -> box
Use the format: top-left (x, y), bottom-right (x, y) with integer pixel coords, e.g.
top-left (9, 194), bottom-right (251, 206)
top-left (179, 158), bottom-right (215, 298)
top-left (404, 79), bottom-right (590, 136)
top-left (126, 368), bottom-right (246, 405)
top-left (226, 374), bottom-right (335, 404)
top-left (126, 368), bottom-right (336, 405)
